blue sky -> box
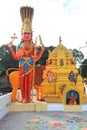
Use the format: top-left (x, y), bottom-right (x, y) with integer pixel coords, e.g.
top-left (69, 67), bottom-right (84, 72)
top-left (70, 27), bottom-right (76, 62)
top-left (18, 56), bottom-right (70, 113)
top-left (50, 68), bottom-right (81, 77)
top-left (0, 0), bottom-right (87, 57)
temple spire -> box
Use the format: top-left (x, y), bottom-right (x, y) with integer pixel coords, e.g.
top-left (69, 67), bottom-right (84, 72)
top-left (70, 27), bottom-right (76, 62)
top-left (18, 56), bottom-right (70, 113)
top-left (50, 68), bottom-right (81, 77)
top-left (59, 36), bottom-right (62, 44)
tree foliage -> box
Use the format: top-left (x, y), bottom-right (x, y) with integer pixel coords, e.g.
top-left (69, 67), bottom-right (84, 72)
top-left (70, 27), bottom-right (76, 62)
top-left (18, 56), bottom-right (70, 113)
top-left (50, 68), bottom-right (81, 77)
top-left (80, 59), bottom-right (87, 78)
top-left (72, 49), bottom-right (84, 64)
top-left (0, 44), bottom-right (18, 75)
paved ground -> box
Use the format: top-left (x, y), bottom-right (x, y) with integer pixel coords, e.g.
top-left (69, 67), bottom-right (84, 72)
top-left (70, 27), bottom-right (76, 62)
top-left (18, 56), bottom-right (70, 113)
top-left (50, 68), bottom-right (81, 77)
top-left (0, 111), bottom-right (87, 130)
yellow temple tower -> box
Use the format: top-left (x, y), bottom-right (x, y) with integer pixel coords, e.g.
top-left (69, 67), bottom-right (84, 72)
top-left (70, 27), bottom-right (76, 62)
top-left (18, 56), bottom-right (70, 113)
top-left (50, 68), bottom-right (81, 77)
top-left (41, 36), bottom-right (87, 105)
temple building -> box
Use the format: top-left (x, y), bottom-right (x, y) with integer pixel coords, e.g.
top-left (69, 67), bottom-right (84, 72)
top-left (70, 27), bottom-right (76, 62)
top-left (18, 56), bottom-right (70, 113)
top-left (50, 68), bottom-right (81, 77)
top-left (40, 36), bottom-right (87, 105)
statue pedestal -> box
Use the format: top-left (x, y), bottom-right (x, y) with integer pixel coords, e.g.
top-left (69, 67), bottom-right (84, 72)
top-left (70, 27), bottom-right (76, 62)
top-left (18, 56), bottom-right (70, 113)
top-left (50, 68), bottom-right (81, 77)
top-left (7, 101), bottom-right (47, 112)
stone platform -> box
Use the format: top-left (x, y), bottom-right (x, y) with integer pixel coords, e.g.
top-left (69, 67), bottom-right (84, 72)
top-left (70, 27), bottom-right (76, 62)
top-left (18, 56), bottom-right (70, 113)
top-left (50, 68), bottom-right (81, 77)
top-left (7, 94), bottom-right (87, 112)
top-left (8, 101), bottom-right (47, 112)
top-left (7, 101), bottom-right (87, 112)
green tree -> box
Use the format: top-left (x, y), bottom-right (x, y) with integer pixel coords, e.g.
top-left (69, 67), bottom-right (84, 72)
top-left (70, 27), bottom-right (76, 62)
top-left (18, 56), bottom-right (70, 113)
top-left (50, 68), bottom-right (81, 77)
top-left (72, 49), bottom-right (84, 65)
top-left (80, 59), bottom-right (87, 78)
top-left (71, 49), bottom-right (84, 75)
top-left (0, 44), bottom-right (18, 75)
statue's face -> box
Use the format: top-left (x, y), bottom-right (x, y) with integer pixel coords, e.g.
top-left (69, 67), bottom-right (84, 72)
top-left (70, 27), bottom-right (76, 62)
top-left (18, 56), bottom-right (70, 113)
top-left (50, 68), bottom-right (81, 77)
top-left (22, 31), bottom-right (31, 41)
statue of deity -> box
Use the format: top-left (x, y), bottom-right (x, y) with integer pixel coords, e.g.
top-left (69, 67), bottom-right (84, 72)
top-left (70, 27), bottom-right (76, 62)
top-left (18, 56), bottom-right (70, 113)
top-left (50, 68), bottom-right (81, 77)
top-left (8, 6), bottom-right (44, 103)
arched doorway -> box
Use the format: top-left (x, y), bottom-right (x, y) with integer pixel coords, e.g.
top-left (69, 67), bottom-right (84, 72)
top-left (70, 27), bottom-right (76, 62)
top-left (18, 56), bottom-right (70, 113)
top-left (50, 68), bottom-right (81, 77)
top-left (66, 90), bottom-right (79, 105)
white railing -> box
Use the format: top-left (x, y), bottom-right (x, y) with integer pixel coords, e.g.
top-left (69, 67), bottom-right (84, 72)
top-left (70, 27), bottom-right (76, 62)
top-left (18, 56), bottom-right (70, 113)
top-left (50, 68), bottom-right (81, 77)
top-left (0, 93), bottom-right (11, 119)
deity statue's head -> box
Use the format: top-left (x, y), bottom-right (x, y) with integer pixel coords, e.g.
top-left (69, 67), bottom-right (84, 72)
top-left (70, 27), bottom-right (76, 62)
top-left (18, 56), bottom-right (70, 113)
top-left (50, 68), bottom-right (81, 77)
top-left (20, 6), bottom-right (34, 42)
top-left (21, 31), bottom-right (32, 42)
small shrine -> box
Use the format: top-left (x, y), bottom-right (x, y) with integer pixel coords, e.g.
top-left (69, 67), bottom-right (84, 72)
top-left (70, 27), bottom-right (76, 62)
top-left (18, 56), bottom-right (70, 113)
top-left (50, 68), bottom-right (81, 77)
top-left (41, 36), bottom-right (87, 105)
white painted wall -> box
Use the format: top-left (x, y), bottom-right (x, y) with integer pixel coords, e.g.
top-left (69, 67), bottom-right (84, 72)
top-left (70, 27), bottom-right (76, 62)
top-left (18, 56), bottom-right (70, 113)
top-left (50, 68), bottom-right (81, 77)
top-left (82, 103), bottom-right (87, 111)
top-left (47, 103), bottom-right (64, 111)
top-left (0, 93), bottom-right (11, 119)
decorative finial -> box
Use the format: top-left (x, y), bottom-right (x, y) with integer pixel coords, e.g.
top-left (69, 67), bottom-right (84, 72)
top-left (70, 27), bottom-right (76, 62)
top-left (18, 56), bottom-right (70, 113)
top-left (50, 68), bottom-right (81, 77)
top-left (59, 36), bottom-right (62, 44)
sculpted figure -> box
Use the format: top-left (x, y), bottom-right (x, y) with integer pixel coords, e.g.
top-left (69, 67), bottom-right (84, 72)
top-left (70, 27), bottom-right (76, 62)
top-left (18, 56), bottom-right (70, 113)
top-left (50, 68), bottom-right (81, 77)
top-left (69, 92), bottom-right (76, 105)
top-left (8, 6), bottom-right (44, 103)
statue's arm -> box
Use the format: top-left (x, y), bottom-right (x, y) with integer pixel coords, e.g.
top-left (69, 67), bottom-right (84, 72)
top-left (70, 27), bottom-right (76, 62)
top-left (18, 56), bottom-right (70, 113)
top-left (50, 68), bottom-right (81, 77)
top-left (32, 44), bottom-right (45, 62)
top-left (8, 42), bottom-right (20, 60)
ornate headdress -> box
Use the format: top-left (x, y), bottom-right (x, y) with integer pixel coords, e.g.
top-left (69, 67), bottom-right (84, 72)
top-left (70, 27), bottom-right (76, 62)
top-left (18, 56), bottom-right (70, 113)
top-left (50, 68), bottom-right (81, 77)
top-left (20, 6), bottom-right (34, 32)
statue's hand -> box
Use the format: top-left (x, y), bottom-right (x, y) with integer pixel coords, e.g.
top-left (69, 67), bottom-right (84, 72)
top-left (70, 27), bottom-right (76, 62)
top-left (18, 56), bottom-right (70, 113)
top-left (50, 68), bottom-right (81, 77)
top-left (8, 42), bottom-right (13, 48)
